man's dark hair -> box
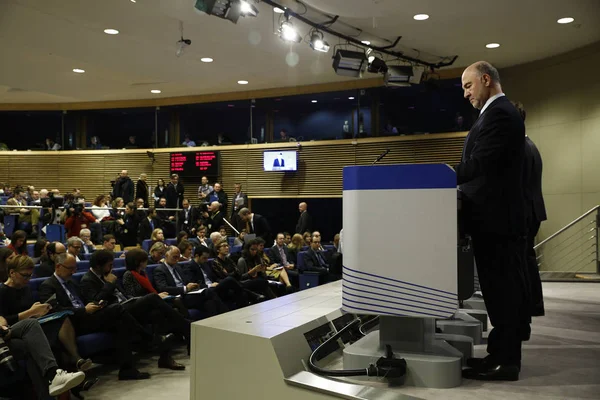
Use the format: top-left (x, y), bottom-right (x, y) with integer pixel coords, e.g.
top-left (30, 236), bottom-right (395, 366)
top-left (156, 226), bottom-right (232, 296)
top-left (103, 234), bottom-right (116, 243)
top-left (147, 206), bottom-right (156, 215)
top-left (475, 61), bottom-right (501, 84)
top-left (254, 237), bottom-right (266, 246)
top-left (90, 249), bottom-right (114, 271)
top-left (511, 101), bottom-right (526, 121)
top-left (125, 248), bottom-right (149, 271)
top-left (126, 202), bottom-right (136, 210)
top-left (194, 245), bottom-right (211, 258)
top-left (283, 232), bottom-right (291, 237)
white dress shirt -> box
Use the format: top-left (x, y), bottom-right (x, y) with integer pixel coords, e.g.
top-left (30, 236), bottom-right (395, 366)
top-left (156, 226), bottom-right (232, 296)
top-left (480, 93), bottom-right (505, 115)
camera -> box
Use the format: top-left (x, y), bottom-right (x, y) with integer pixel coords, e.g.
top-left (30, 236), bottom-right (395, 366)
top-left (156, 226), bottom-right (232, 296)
top-left (0, 328), bottom-right (17, 373)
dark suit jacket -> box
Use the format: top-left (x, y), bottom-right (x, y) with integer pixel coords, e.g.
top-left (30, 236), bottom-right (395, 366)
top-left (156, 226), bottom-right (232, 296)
top-left (295, 211), bottom-right (313, 234)
top-left (138, 216), bottom-right (160, 244)
top-left (37, 260), bottom-right (56, 278)
top-left (250, 214), bottom-right (271, 244)
top-left (177, 207), bottom-right (197, 234)
top-left (209, 191), bottom-right (229, 215)
top-left (181, 260), bottom-right (208, 288)
top-left (38, 275), bottom-right (87, 319)
top-left (270, 245), bottom-right (293, 266)
top-left (524, 136), bottom-right (547, 224)
top-left (206, 211), bottom-right (225, 234)
top-left (153, 262), bottom-right (191, 296)
top-left (303, 248), bottom-right (329, 274)
top-left (165, 183), bottom-right (184, 209)
top-left (273, 158), bottom-right (284, 167)
top-left (79, 270), bottom-right (128, 305)
top-left (135, 180), bottom-right (149, 207)
top-left (455, 96), bottom-right (526, 236)
top-left (114, 177), bottom-right (135, 204)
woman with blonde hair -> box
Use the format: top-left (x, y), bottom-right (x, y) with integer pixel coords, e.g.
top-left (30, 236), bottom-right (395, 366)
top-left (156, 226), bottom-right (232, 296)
top-left (150, 228), bottom-right (165, 246)
top-left (287, 233), bottom-right (304, 265)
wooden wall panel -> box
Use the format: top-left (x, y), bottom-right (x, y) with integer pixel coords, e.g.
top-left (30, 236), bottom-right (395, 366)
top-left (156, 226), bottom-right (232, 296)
top-left (0, 133), bottom-right (467, 203)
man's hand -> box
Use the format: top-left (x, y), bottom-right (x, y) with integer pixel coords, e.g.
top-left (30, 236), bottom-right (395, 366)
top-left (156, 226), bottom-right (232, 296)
top-left (29, 302), bottom-right (51, 318)
top-left (85, 303), bottom-right (102, 314)
top-left (158, 292), bottom-right (170, 299)
top-left (168, 216), bottom-right (175, 221)
top-left (210, 282), bottom-right (219, 288)
top-left (104, 273), bottom-right (118, 284)
top-left (116, 219), bottom-right (124, 225)
top-left (0, 316), bottom-right (9, 327)
top-left (186, 283), bottom-right (199, 292)
top-left (202, 212), bottom-right (209, 218)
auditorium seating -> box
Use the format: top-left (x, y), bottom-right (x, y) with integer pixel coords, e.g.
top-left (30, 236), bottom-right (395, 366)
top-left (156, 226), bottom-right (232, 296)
top-left (142, 239), bottom-right (152, 252)
top-left (27, 243), bottom-right (35, 257)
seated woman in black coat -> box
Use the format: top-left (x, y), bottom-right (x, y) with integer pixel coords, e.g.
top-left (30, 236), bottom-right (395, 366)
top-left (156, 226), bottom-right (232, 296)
top-left (0, 255), bottom-right (92, 371)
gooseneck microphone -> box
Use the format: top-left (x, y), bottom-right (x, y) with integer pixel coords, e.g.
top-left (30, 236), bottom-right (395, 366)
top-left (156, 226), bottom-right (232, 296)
top-left (372, 149), bottom-right (390, 165)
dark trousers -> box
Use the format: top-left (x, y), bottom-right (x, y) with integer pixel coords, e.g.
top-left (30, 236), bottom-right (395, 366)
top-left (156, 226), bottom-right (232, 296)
top-left (212, 276), bottom-right (248, 309)
top-left (182, 288), bottom-right (228, 317)
top-left (526, 221), bottom-right (545, 316)
top-left (240, 278), bottom-right (274, 299)
top-left (471, 233), bottom-right (530, 365)
top-left (8, 319), bottom-right (58, 400)
top-left (123, 293), bottom-right (191, 339)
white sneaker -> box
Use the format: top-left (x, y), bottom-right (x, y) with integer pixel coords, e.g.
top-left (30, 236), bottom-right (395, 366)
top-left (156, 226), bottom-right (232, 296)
top-left (49, 369), bottom-right (86, 396)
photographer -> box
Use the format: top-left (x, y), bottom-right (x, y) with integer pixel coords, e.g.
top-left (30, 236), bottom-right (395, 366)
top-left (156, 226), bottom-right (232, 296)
top-left (64, 199), bottom-right (101, 243)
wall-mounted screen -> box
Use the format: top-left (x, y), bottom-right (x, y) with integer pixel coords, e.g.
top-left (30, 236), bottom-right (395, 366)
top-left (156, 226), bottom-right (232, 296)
top-left (170, 151), bottom-right (219, 177)
top-left (264, 150), bottom-right (297, 172)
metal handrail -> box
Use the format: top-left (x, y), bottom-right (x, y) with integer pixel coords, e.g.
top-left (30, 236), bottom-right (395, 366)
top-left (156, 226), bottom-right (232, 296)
top-left (534, 205), bottom-right (600, 250)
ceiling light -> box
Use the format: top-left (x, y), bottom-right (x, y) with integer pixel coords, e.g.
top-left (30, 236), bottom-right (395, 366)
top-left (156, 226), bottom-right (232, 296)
top-left (332, 49), bottom-right (368, 77)
top-left (413, 14), bottom-right (429, 20)
top-left (279, 20), bottom-right (301, 43)
top-left (557, 17), bottom-right (574, 24)
top-left (273, 7), bottom-right (285, 13)
top-left (310, 31), bottom-right (330, 52)
top-left (72, 68), bottom-right (85, 74)
top-left (240, 0), bottom-right (259, 17)
top-left (201, 57), bottom-right (213, 63)
top-left (384, 66), bottom-right (413, 87)
top-left (485, 43), bottom-right (500, 49)
top-left (151, 89), bottom-right (161, 94)
top-left (368, 57), bottom-right (388, 74)
top-left (361, 40), bottom-right (371, 45)
top-left (176, 38), bottom-right (192, 57)
top-left (237, 80), bottom-right (249, 85)
top-left (130, 0), bottom-right (136, 2)
top-left (104, 28), bottom-right (119, 35)
top-left (348, 96), bottom-right (355, 100)
top-left (194, 0), bottom-right (258, 24)
top-left (311, 100), bottom-right (317, 103)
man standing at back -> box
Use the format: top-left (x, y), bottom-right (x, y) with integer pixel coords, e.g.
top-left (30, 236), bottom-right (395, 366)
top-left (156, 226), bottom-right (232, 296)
top-left (114, 170), bottom-right (135, 204)
top-left (295, 202), bottom-right (312, 234)
top-left (457, 61), bottom-right (529, 381)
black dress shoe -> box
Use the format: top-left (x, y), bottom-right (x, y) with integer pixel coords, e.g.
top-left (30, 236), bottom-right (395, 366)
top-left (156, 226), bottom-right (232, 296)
top-left (467, 357), bottom-right (521, 371)
top-left (158, 355), bottom-right (186, 371)
top-left (118, 368), bottom-right (151, 381)
top-left (462, 364), bottom-right (520, 381)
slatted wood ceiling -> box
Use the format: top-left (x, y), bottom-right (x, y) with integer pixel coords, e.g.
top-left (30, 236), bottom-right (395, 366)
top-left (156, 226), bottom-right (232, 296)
top-left (0, 133), bottom-right (466, 204)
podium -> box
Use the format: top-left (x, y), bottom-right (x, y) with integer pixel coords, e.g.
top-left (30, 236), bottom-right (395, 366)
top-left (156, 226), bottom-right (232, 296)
top-left (341, 163), bottom-right (463, 388)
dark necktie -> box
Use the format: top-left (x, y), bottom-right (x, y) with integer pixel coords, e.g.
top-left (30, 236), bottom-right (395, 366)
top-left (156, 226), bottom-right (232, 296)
top-left (150, 219), bottom-right (154, 230)
top-left (64, 281), bottom-right (85, 308)
top-left (316, 252), bottom-right (328, 268)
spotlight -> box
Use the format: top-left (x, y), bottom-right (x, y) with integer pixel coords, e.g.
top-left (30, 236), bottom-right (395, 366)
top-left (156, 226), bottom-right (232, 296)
top-left (332, 49), bottom-right (367, 77)
top-left (367, 56), bottom-right (388, 74)
top-left (309, 31), bottom-right (330, 52)
top-left (240, 0), bottom-right (258, 17)
top-left (194, 0), bottom-right (258, 24)
top-left (279, 20), bottom-right (301, 43)
top-left (384, 66), bottom-right (421, 87)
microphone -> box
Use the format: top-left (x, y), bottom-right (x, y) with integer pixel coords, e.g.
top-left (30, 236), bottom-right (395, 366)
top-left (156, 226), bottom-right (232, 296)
top-left (372, 149), bottom-right (390, 165)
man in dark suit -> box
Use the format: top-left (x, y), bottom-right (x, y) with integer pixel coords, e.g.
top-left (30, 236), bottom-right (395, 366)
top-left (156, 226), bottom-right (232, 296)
top-left (176, 199), bottom-right (196, 235)
top-left (238, 208), bottom-right (272, 245)
top-left (138, 206), bottom-right (160, 245)
top-left (165, 174), bottom-right (184, 209)
top-left (302, 237), bottom-right (331, 280)
top-left (38, 253), bottom-right (151, 380)
top-left (270, 233), bottom-right (299, 287)
top-left (135, 173), bottom-right (149, 208)
top-left (204, 201), bottom-right (224, 234)
top-left (513, 101), bottom-right (547, 317)
top-left (79, 250), bottom-right (188, 370)
top-left (273, 153), bottom-right (284, 167)
top-left (153, 246), bottom-right (228, 317)
top-left (156, 197), bottom-right (176, 238)
top-left (37, 242), bottom-right (66, 278)
top-left (113, 170), bottom-right (135, 204)
top-left (295, 202), bottom-right (313, 234)
top-left (457, 61), bottom-right (529, 381)
top-left (116, 202), bottom-right (139, 248)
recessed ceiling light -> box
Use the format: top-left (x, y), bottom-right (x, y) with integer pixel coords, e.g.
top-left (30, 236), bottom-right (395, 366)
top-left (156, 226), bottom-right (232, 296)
top-left (486, 43), bottom-right (500, 49)
top-left (130, 0), bottom-right (136, 2)
top-left (104, 28), bottom-right (119, 35)
top-left (237, 80), bottom-right (249, 85)
top-left (311, 100), bottom-right (317, 103)
top-left (72, 68), bottom-right (85, 73)
top-left (348, 96), bottom-right (355, 100)
top-left (201, 57), bottom-right (213, 63)
top-left (273, 7), bottom-right (285, 13)
top-left (150, 89), bottom-right (161, 94)
top-left (361, 40), bottom-right (371, 45)
top-left (413, 14), bottom-right (429, 20)
top-left (557, 17), bottom-right (574, 24)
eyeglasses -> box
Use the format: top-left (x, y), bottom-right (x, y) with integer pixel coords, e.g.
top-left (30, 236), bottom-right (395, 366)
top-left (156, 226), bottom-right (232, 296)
top-left (16, 272), bottom-right (33, 279)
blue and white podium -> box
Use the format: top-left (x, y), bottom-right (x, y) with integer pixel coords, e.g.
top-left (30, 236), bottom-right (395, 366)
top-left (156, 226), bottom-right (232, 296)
top-left (341, 164), bottom-right (463, 388)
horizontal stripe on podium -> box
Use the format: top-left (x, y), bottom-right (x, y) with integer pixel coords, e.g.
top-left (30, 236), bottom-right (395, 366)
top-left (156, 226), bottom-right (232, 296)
top-left (343, 164), bottom-right (456, 191)
top-left (342, 297), bottom-right (451, 318)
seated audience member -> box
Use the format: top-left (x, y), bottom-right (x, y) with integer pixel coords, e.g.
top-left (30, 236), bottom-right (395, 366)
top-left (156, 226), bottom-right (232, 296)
top-left (0, 248), bottom-right (15, 281)
top-left (65, 200), bottom-right (97, 240)
top-left (182, 245), bottom-right (249, 309)
top-left (233, 230), bottom-right (247, 247)
top-left (79, 228), bottom-right (96, 255)
top-left (151, 228), bottom-right (165, 246)
top-left (210, 242), bottom-right (271, 301)
top-left (311, 231), bottom-right (325, 251)
top-left (38, 253), bottom-right (151, 380)
top-left (189, 225), bottom-right (210, 249)
top-left (80, 250), bottom-right (188, 370)
top-left (0, 255), bottom-right (92, 372)
top-left (237, 240), bottom-right (269, 285)
top-left (333, 233), bottom-right (341, 253)
top-left (138, 206), bottom-right (160, 245)
top-left (148, 242), bottom-right (167, 264)
top-left (29, 190), bottom-right (41, 205)
top-left (177, 199), bottom-right (196, 234)
top-left (302, 231), bottom-right (312, 247)
top-left (178, 240), bottom-right (194, 262)
top-left (110, 197), bottom-right (125, 220)
top-left (208, 231), bottom-right (223, 256)
top-left (176, 231), bottom-right (189, 245)
top-left (37, 242), bottom-right (67, 278)
top-left (0, 316), bottom-right (85, 398)
top-left (66, 237), bottom-right (83, 262)
top-left (303, 236), bottom-right (331, 281)
top-left (287, 233), bottom-right (304, 265)
top-left (218, 226), bottom-right (228, 239)
top-left (256, 238), bottom-right (295, 292)
top-left (270, 233), bottom-right (298, 286)
top-left (32, 238), bottom-right (49, 264)
top-left (283, 232), bottom-right (292, 246)
top-left (238, 208), bottom-right (272, 245)
top-left (116, 202), bottom-right (139, 248)
top-left (8, 230), bottom-right (28, 255)
top-left (12, 188), bottom-right (40, 235)
top-left (153, 246), bottom-right (228, 317)
top-left (101, 234), bottom-right (118, 252)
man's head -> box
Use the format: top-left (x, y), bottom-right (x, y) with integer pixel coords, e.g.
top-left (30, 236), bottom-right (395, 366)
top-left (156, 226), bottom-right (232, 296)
top-left (210, 201), bottom-right (220, 212)
top-left (147, 206), bottom-right (156, 218)
top-left (140, 173), bottom-right (147, 182)
top-left (197, 225), bottom-right (207, 238)
top-left (164, 246), bottom-right (180, 266)
top-left (238, 208), bottom-right (251, 221)
top-left (280, 129), bottom-right (288, 139)
top-left (201, 176), bottom-right (209, 185)
top-left (39, 189), bottom-right (49, 199)
top-left (310, 237), bottom-right (321, 251)
top-left (136, 198), bottom-right (144, 208)
top-left (182, 199), bottom-right (190, 209)
top-left (461, 61), bottom-right (502, 110)
top-left (55, 253), bottom-right (77, 280)
top-left (32, 190), bottom-right (40, 201)
top-left (299, 202), bottom-right (307, 213)
top-left (125, 202), bottom-right (136, 215)
top-left (79, 229), bottom-right (91, 243)
top-left (219, 226), bottom-right (227, 237)
top-left (512, 101), bottom-right (526, 121)
top-left (194, 245), bottom-right (212, 264)
top-left (284, 232), bottom-right (291, 245)
top-left (67, 237), bottom-right (83, 257)
top-left (90, 249), bottom-right (114, 275)
top-left (214, 183), bottom-right (222, 192)
top-left (312, 231), bottom-right (321, 242)
top-left (276, 233), bottom-right (285, 247)
top-left (170, 174), bottom-right (179, 184)
top-left (48, 242), bottom-right (66, 262)
top-left (159, 198), bottom-right (167, 207)
top-left (102, 234), bottom-right (117, 251)
top-left (210, 232), bottom-right (222, 245)
top-left (333, 233), bottom-right (340, 247)
top-left (234, 183), bottom-right (241, 193)
top-left (120, 169), bottom-right (128, 178)
top-left (128, 136), bottom-right (135, 144)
